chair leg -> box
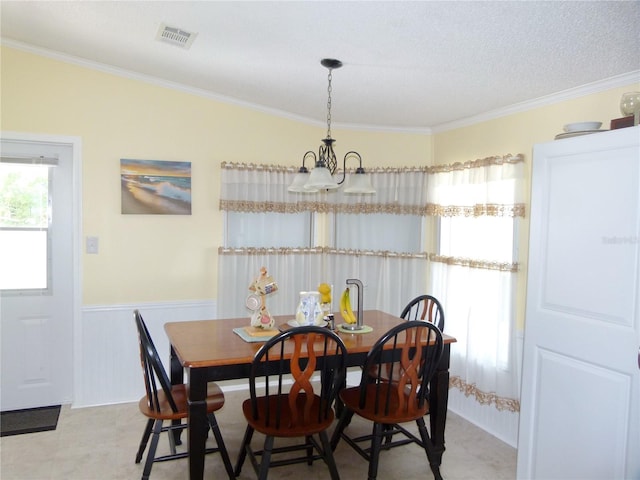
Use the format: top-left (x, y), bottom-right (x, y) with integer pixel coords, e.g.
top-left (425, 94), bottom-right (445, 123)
top-left (257, 435), bottom-right (274, 480)
top-left (141, 419), bottom-right (163, 480)
top-left (135, 419), bottom-right (154, 463)
top-left (319, 430), bottom-right (341, 480)
top-left (416, 417), bottom-right (443, 480)
top-left (367, 422), bottom-right (384, 480)
top-left (167, 422), bottom-right (177, 456)
top-left (207, 413), bottom-right (235, 480)
top-left (234, 425), bottom-right (254, 476)
top-left (330, 408), bottom-right (354, 451)
top-left (306, 435), bottom-right (314, 465)
top-left (382, 423), bottom-right (393, 445)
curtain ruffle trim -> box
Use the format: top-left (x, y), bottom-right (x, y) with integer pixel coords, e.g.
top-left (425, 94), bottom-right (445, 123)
top-left (218, 246), bottom-right (324, 255)
top-left (221, 161), bottom-right (296, 173)
top-left (429, 154), bottom-right (524, 173)
top-left (217, 246), bottom-right (427, 258)
top-left (428, 203), bottom-right (525, 218)
top-left (220, 199), bottom-right (525, 218)
top-left (450, 376), bottom-right (520, 412)
top-left (218, 247), bottom-right (518, 271)
top-left (220, 154), bottom-right (523, 174)
top-left (429, 254), bottom-right (518, 272)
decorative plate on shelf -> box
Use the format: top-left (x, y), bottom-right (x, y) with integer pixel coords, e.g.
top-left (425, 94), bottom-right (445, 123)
top-left (555, 129), bottom-right (608, 140)
top-left (563, 121), bottom-right (602, 132)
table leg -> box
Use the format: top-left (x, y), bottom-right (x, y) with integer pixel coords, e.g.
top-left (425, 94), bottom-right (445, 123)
top-left (188, 368), bottom-right (208, 480)
top-left (429, 343), bottom-right (451, 465)
top-left (169, 346), bottom-right (184, 446)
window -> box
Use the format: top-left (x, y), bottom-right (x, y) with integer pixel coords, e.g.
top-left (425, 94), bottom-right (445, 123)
top-left (429, 155), bottom-right (525, 411)
top-left (0, 163), bottom-right (51, 291)
top-left (438, 216), bottom-right (516, 263)
top-left (218, 163), bottom-right (431, 317)
top-left (333, 213), bottom-right (423, 253)
top-left (225, 211), bottom-right (313, 248)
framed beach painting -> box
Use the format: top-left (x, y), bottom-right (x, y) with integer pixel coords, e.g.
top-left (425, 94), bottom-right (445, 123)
top-left (120, 159), bottom-right (192, 215)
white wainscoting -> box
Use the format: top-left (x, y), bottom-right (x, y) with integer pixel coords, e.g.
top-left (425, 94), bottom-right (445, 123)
top-left (74, 301), bottom-right (218, 408)
top-left (74, 301), bottom-right (523, 451)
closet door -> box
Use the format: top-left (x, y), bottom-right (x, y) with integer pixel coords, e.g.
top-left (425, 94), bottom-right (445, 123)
top-left (518, 126), bottom-right (640, 479)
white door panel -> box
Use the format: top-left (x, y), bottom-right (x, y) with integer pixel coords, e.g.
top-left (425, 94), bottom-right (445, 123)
top-left (518, 127), bottom-right (640, 479)
top-left (532, 348), bottom-right (631, 480)
top-left (1, 137), bottom-right (76, 410)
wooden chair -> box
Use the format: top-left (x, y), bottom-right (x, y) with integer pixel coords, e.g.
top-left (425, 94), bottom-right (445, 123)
top-left (400, 294), bottom-right (445, 331)
top-left (330, 321), bottom-right (444, 480)
top-left (368, 294), bottom-right (444, 383)
top-left (133, 310), bottom-right (234, 480)
top-left (234, 325), bottom-right (348, 480)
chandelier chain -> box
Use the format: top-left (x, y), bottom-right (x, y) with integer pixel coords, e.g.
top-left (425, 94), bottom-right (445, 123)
top-left (326, 69), bottom-right (333, 139)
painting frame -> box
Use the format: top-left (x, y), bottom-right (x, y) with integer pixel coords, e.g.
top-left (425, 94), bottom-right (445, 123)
top-left (120, 159), bottom-right (192, 215)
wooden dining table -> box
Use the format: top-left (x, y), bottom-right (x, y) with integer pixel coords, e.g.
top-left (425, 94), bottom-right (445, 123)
top-left (165, 309), bottom-right (456, 480)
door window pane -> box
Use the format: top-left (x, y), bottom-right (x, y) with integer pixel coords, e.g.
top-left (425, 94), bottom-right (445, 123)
top-left (0, 164), bottom-right (50, 291)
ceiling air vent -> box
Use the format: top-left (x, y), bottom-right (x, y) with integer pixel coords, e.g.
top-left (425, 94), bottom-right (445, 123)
top-left (156, 23), bottom-right (197, 49)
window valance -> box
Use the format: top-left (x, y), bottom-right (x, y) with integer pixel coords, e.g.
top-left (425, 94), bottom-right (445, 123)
top-left (219, 155), bottom-right (524, 217)
top-left (427, 154), bottom-right (526, 218)
top-left (219, 162), bottom-right (431, 215)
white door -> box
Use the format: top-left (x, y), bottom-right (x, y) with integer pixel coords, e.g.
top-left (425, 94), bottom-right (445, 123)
top-left (0, 135), bottom-right (78, 410)
top-left (518, 126), bottom-right (640, 479)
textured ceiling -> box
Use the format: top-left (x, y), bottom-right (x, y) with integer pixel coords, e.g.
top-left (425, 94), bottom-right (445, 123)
top-left (1, 1), bottom-right (639, 131)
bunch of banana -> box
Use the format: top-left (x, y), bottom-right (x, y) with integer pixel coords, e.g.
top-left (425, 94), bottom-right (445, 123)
top-left (340, 287), bottom-right (357, 324)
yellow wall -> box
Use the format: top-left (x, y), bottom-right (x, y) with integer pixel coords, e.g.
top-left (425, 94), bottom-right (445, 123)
top-left (1, 46), bottom-right (431, 304)
top-left (432, 84), bottom-right (640, 328)
top-left (2, 46), bottom-right (637, 316)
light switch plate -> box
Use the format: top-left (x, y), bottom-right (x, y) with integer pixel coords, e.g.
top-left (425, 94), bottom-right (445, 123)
top-left (86, 236), bottom-right (99, 254)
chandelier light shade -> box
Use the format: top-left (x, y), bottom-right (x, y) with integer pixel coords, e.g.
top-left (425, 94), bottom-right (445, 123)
top-left (341, 151), bottom-right (376, 193)
top-left (306, 164), bottom-right (338, 190)
top-left (287, 152), bottom-right (319, 192)
top-left (288, 58), bottom-right (375, 194)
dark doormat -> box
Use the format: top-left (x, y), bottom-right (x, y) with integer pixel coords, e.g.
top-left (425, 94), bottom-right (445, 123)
top-left (1, 405), bottom-right (61, 437)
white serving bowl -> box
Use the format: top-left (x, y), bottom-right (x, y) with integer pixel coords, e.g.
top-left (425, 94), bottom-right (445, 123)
top-left (563, 121), bottom-right (602, 132)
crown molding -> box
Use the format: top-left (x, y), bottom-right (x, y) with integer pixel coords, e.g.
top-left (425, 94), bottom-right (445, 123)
top-left (431, 70), bottom-right (640, 133)
top-left (0, 39), bottom-right (324, 125)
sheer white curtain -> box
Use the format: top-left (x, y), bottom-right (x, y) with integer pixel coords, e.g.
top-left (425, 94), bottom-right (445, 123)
top-left (217, 247), bottom-right (324, 318)
top-left (324, 166), bottom-right (430, 215)
top-left (218, 162), bottom-right (324, 318)
top-left (324, 249), bottom-right (429, 317)
top-left (218, 157), bottom-right (525, 411)
top-left (324, 167), bottom-right (431, 316)
top-left (218, 163), bottom-right (432, 320)
top-left (428, 155), bottom-right (525, 411)
top-left (219, 161), bottom-right (324, 214)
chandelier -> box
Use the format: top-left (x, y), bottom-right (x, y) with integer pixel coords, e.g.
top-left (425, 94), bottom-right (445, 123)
top-left (288, 59), bottom-right (375, 194)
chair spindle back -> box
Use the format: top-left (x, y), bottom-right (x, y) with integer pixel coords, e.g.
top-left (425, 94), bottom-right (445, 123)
top-left (248, 326), bottom-right (347, 430)
top-left (400, 294), bottom-right (445, 331)
top-left (361, 321), bottom-right (443, 417)
top-left (134, 310), bottom-right (178, 414)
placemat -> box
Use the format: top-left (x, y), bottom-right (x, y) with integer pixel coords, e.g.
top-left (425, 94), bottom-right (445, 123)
top-left (337, 324), bottom-right (373, 334)
top-left (233, 327), bottom-right (279, 343)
